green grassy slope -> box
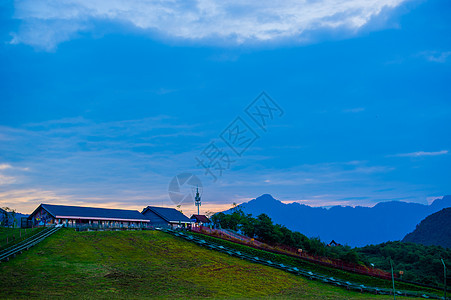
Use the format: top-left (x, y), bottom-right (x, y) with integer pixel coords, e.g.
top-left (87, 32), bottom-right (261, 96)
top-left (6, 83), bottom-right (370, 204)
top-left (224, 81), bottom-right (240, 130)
top-left (189, 232), bottom-right (442, 295)
top-left (0, 229), bottom-right (423, 299)
top-left (0, 227), bottom-right (44, 250)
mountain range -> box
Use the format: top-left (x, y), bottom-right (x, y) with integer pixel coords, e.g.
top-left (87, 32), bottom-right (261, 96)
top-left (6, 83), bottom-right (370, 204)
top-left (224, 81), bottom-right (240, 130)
top-left (225, 194), bottom-right (451, 247)
top-left (402, 207), bottom-right (451, 248)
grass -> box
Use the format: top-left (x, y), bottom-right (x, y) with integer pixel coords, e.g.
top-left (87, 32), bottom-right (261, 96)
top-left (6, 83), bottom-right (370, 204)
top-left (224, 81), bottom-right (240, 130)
top-left (0, 229), bottom-right (427, 299)
top-left (0, 227), bottom-right (45, 251)
top-left (189, 231), bottom-right (443, 295)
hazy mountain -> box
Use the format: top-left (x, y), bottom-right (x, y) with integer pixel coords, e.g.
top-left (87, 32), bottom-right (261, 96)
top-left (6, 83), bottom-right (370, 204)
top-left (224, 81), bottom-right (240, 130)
top-left (225, 194), bottom-right (451, 247)
top-left (402, 207), bottom-right (451, 248)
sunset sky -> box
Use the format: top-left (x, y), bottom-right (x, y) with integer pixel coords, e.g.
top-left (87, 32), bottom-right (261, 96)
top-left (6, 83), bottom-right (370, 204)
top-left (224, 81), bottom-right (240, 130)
top-left (0, 0), bottom-right (450, 215)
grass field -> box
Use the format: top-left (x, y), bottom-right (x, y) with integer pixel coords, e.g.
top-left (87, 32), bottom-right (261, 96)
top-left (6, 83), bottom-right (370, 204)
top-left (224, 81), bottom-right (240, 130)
top-left (189, 232), bottom-right (443, 295)
top-left (0, 229), bottom-right (426, 299)
top-left (0, 227), bottom-right (44, 250)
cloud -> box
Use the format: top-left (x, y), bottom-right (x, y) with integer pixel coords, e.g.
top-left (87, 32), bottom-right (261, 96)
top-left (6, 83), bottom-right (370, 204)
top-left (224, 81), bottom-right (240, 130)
top-left (0, 116), bottom-right (212, 213)
top-left (0, 189), bottom-right (70, 213)
top-left (0, 164), bottom-right (13, 170)
top-left (11, 0), bottom-right (409, 50)
top-left (420, 51), bottom-right (451, 63)
top-left (390, 150), bottom-right (449, 157)
top-left (343, 107), bottom-right (365, 113)
top-left (426, 195), bottom-right (443, 205)
top-left (0, 174), bottom-right (16, 185)
top-left (216, 160), bottom-right (395, 193)
top-left (0, 163), bottom-right (31, 186)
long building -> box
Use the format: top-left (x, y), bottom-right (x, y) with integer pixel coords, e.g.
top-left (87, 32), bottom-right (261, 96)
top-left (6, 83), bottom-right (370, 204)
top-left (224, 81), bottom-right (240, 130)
top-left (28, 204), bottom-right (151, 229)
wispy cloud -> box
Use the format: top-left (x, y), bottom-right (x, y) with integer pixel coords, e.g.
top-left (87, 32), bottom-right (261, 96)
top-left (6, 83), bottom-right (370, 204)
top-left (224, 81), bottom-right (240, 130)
top-left (0, 164), bottom-right (13, 170)
top-left (390, 150), bottom-right (449, 157)
top-left (0, 116), bottom-right (216, 213)
top-left (0, 174), bottom-right (16, 185)
top-left (11, 0), bottom-right (409, 50)
top-left (419, 51), bottom-right (451, 63)
top-left (343, 107), bottom-right (365, 113)
top-left (0, 163), bottom-right (31, 186)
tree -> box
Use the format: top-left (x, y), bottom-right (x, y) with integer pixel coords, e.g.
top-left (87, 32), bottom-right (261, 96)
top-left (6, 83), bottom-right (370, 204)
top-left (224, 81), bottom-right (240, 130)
top-left (239, 214), bottom-right (256, 238)
top-left (211, 212), bottom-right (226, 228)
top-left (0, 207), bottom-right (16, 227)
top-left (254, 213), bottom-right (281, 245)
top-left (307, 237), bottom-right (326, 256)
top-left (205, 211), bottom-right (215, 218)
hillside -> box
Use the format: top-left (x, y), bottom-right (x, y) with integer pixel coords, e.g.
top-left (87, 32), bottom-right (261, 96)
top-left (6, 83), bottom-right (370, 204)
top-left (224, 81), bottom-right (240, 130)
top-left (402, 208), bottom-right (451, 248)
top-left (226, 194), bottom-right (451, 246)
top-left (0, 229), bottom-right (425, 299)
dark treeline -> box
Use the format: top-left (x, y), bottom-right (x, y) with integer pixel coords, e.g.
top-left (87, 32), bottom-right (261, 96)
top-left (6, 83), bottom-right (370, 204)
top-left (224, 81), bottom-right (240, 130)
top-left (212, 208), bottom-right (450, 287)
top-left (211, 208), bottom-right (360, 264)
top-left (357, 242), bottom-right (451, 287)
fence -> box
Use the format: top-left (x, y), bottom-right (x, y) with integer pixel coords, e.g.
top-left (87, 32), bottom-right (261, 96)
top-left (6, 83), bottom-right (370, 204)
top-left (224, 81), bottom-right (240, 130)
top-left (0, 226), bottom-right (61, 262)
top-left (66, 223), bottom-right (153, 231)
top-left (165, 228), bottom-right (444, 300)
top-left (191, 226), bottom-right (393, 280)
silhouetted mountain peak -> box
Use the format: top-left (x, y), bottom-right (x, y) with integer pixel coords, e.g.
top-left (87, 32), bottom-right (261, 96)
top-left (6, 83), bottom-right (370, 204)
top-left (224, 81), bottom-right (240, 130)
top-left (255, 194), bottom-right (278, 202)
top-left (232, 194), bottom-right (282, 214)
top-left (373, 200), bottom-right (423, 209)
top-left (403, 207), bottom-right (451, 248)
top-left (243, 194), bottom-right (282, 207)
top-left (430, 195), bottom-right (451, 210)
top-left (227, 193), bottom-right (451, 247)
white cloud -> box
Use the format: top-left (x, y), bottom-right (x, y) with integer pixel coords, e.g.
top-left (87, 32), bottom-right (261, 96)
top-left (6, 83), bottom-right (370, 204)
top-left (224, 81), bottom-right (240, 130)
top-left (11, 0), bottom-right (408, 50)
top-left (0, 163), bottom-right (30, 186)
top-left (0, 164), bottom-right (13, 170)
top-left (420, 51), bottom-right (451, 63)
top-left (0, 174), bottom-right (16, 185)
top-left (391, 150), bottom-right (449, 157)
top-left (426, 195), bottom-right (443, 205)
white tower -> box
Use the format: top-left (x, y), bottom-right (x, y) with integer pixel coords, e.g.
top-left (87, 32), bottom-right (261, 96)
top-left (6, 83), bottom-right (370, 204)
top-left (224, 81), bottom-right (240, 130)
top-left (194, 186), bottom-right (201, 215)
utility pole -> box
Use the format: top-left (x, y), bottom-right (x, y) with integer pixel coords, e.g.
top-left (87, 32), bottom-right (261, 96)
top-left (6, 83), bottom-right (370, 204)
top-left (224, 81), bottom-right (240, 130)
top-left (390, 259), bottom-right (396, 300)
top-left (442, 258), bottom-right (447, 300)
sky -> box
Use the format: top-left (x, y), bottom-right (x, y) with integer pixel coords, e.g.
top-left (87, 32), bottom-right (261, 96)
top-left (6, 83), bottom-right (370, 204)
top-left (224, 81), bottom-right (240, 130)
top-left (0, 0), bottom-right (450, 215)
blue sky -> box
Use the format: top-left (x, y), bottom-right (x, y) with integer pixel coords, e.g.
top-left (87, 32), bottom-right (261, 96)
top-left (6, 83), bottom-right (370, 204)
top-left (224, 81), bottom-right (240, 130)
top-left (0, 0), bottom-right (450, 215)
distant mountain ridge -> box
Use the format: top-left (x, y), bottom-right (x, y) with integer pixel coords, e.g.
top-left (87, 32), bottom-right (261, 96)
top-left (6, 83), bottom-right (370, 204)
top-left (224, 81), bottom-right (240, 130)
top-left (402, 207), bottom-right (451, 248)
top-left (225, 194), bottom-right (451, 247)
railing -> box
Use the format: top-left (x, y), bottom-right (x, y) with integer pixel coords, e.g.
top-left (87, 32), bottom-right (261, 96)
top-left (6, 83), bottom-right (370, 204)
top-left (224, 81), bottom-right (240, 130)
top-left (165, 228), bottom-right (444, 300)
top-left (0, 226), bottom-right (61, 262)
top-left (191, 226), bottom-right (393, 280)
top-left (65, 223), bottom-right (153, 231)
top-left (192, 226), bottom-right (266, 247)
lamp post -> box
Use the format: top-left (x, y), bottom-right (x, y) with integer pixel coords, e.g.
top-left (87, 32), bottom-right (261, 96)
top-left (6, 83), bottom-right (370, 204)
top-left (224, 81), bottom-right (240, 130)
top-left (441, 258), bottom-right (447, 300)
top-left (390, 259), bottom-right (396, 300)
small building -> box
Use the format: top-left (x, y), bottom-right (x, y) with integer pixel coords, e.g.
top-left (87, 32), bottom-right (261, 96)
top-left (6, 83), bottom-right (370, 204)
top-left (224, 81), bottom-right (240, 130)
top-left (190, 214), bottom-right (211, 227)
top-left (28, 203), bottom-right (151, 229)
top-left (141, 206), bottom-right (191, 228)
